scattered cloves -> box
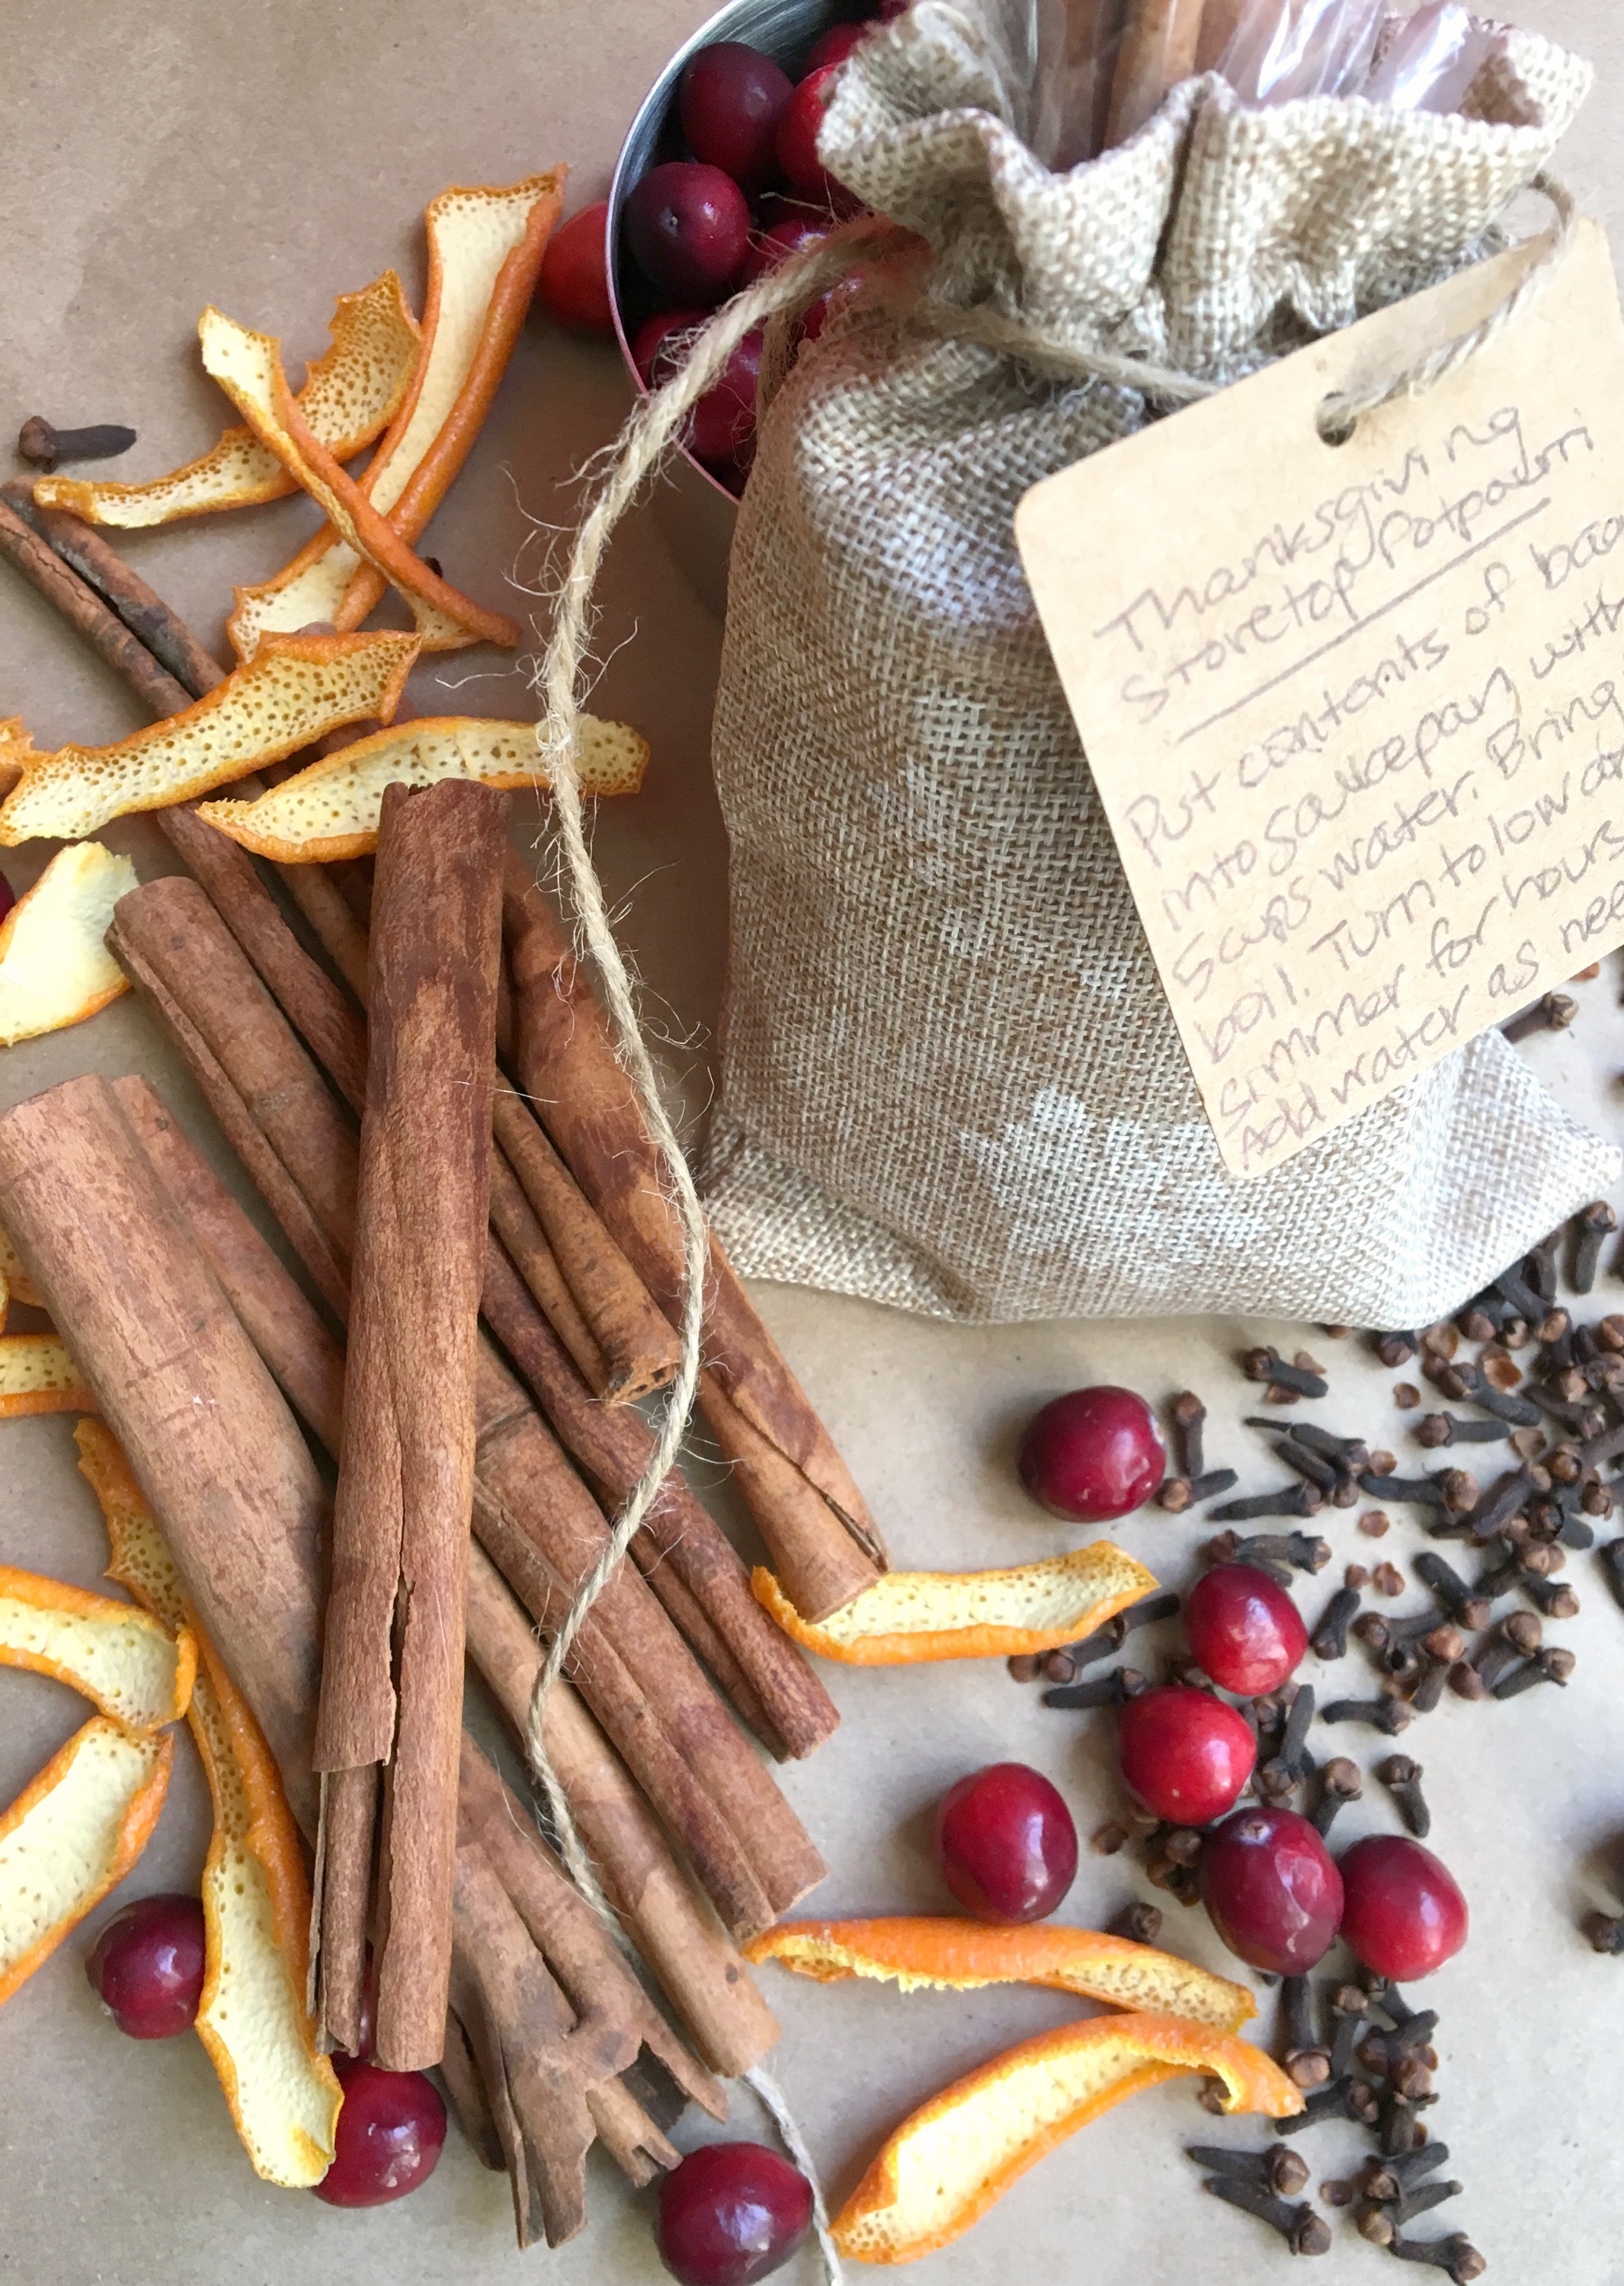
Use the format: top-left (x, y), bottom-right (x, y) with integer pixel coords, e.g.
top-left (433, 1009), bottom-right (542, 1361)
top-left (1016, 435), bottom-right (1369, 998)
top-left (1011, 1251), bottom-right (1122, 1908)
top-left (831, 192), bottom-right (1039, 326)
top-left (1572, 1202), bottom-right (1619, 1293)
top-left (1492, 1644), bottom-right (1576, 1698)
top-left (1280, 1975), bottom-right (1332, 2089)
top-left (1110, 1901), bottom-right (1163, 1944)
top-left (1158, 1467), bottom-right (1241, 1511)
top-left (1211, 1485), bottom-right (1323, 1523)
top-left (1387, 2231), bottom-right (1485, 2281)
top-left (1042, 1665), bottom-right (1146, 1709)
top-left (16, 415), bottom-right (138, 470)
top-left (1321, 1696), bottom-right (1412, 1734)
top-left (1243, 1350), bottom-right (1329, 1399)
top-left (1311, 1586), bottom-right (1360, 1661)
top-left (1415, 1412), bottom-right (1509, 1448)
top-left (1414, 1552), bottom-right (1492, 1633)
top-left (1201, 2176), bottom-right (1331, 2254)
top-left (1581, 1910), bottom-right (1624, 1955)
top-left (1312, 1758), bottom-right (1363, 1838)
top-left (1187, 2143), bottom-right (1311, 2197)
top-left (1502, 990), bottom-right (1578, 1041)
top-left (1376, 1755), bottom-right (1432, 1838)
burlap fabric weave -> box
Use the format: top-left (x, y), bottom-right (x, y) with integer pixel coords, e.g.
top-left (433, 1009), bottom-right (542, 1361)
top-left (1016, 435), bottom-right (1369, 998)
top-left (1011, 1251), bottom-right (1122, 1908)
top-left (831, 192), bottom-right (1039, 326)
top-left (702, 6), bottom-right (1619, 1326)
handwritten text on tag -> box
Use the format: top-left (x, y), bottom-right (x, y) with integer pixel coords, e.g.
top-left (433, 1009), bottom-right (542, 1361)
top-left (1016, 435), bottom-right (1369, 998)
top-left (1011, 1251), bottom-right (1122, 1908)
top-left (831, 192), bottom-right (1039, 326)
top-left (1016, 220), bottom-right (1624, 1180)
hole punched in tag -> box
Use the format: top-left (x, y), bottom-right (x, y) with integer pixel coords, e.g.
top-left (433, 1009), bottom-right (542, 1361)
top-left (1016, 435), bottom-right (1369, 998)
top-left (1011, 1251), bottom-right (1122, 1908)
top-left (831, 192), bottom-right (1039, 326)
top-left (1316, 399), bottom-right (1359, 447)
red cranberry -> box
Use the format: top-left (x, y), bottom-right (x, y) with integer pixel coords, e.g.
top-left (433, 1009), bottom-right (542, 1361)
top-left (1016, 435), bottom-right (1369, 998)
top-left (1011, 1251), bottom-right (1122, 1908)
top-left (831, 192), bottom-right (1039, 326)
top-left (1202, 1806), bottom-right (1344, 1976)
top-left (626, 162), bottom-right (751, 305)
top-left (1116, 1686), bottom-right (1256, 1827)
top-left (630, 309), bottom-right (710, 389)
top-left (681, 43), bottom-right (796, 194)
top-left (934, 1762), bottom-right (1078, 1923)
top-left (538, 201), bottom-right (613, 334)
top-left (1017, 1386), bottom-right (1165, 1522)
top-left (85, 1894), bottom-right (205, 2038)
top-left (776, 66), bottom-right (843, 203)
top-left (658, 2141), bottom-right (814, 2286)
top-left (689, 328), bottom-right (764, 475)
top-left (1184, 1564), bottom-right (1307, 1696)
top-left (312, 2059), bottom-right (446, 2206)
top-left (738, 213), bottom-right (829, 286)
top-left (806, 21), bottom-right (870, 69)
top-left (1338, 1835), bottom-right (1468, 1982)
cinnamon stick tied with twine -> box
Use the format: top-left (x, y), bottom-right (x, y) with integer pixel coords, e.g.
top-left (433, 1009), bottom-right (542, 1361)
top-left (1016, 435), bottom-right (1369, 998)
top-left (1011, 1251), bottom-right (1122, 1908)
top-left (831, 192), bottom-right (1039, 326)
top-left (312, 778), bottom-right (505, 2070)
top-left (503, 854), bottom-right (886, 1622)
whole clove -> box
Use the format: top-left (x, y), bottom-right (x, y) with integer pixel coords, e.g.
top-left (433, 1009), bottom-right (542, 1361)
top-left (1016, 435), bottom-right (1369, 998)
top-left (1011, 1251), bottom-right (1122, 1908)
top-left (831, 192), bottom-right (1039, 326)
top-left (1280, 1976), bottom-right (1332, 2089)
top-left (1276, 1438), bottom-right (1339, 1492)
top-left (1043, 1666), bottom-right (1145, 1709)
top-left (1581, 1910), bottom-right (1624, 1955)
top-left (1416, 1413), bottom-right (1509, 1448)
top-left (1376, 1756), bottom-right (1432, 1838)
top-left (1414, 1553), bottom-right (1492, 1633)
top-left (1091, 1821), bottom-right (1129, 1855)
top-left (1571, 1202), bottom-right (1618, 1293)
top-left (1388, 2232), bottom-right (1485, 2281)
top-left (1378, 1332), bottom-right (1420, 1366)
top-left (1211, 1485), bottom-right (1322, 1522)
top-left (16, 415), bottom-right (138, 470)
top-left (1312, 1759), bottom-right (1364, 1840)
top-left (1433, 1365), bottom-right (1541, 1426)
top-left (1321, 1696), bottom-right (1412, 1734)
top-left (1501, 989), bottom-right (1578, 1042)
top-left (1227, 1531), bottom-right (1332, 1574)
top-left (1276, 2076), bottom-right (1379, 2135)
top-left (1250, 1421), bottom-right (1371, 1468)
top-left (1395, 2179), bottom-right (1466, 2227)
top-left (1409, 1653), bottom-right (1453, 1714)
top-left (1518, 1574), bottom-right (1581, 1619)
top-left (1358, 1471), bottom-right (1477, 1514)
top-left (1171, 1391), bottom-right (1208, 1479)
top-left (1326, 1980), bottom-right (1369, 2074)
top-left (1187, 2144), bottom-right (1311, 2197)
top-left (1362, 2144), bottom-right (1452, 2203)
top-left (1110, 1901), bottom-right (1163, 1944)
top-left (1600, 1539), bottom-right (1624, 1612)
top-left (1243, 1350), bottom-right (1329, 1399)
top-left (1158, 1467), bottom-right (1240, 1511)
top-left (1310, 1586), bottom-right (1360, 1661)
top-left (1201, 2176), bottom-right (1331, 2253)
top-left (1492, 1645), bottom-right (1576, 1698)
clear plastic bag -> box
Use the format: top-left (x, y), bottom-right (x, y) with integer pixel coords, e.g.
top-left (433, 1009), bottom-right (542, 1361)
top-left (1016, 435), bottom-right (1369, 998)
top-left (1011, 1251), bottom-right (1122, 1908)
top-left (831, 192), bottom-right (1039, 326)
top-left (1218, 0), bottom-right (1386, 103)
top-left (1364, 2), bottom-right (1501, 112)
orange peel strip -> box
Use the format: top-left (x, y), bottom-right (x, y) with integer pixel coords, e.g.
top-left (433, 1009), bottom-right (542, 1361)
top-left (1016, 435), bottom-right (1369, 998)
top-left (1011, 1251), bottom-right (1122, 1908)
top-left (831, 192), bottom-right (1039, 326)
top-left (0, 1716), bottom-right (172, 2006)
top-left (0, 1334), bottom-right (95, 1420)
top-left (0, 1223), bottom-right (40, 1310)
top-left (752, 1543), bottom-right (1158, 1664)
top-left (0, 1564), bottom-right (194, 1733)
top-left (201, 309), bottom-right (517, 652)
top-left (833, 2011), bottom-right (1304, 2264)
top-left (33, 274), bottom-right (421, 529)
top-left (0, 719), bottom-right (36, 798)
top-left (229, 172), bottom-right (565, 661)
top-left (745, 1917), bottom-right (1254, 2034)
top-left (75, 1421), bottom-right (341, 2185)
top-left (0, 842), bottom-right (137, 1043)
top-left (198, 712), bottom-right (649, 860)
top-left (0, 631), bottom-right (418, 845)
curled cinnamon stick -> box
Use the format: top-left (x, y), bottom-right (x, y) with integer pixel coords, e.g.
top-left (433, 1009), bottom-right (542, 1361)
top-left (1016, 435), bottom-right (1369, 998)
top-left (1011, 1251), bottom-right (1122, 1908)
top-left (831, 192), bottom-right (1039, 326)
top-left (1107, 0), bottom-right (1206, 142)
top-left (315, 780), bottom-right (504, 2071)
top-left (0, 491), bottom-right (194, 717)
top-left (486, 1148), bottom-right (610, 1392)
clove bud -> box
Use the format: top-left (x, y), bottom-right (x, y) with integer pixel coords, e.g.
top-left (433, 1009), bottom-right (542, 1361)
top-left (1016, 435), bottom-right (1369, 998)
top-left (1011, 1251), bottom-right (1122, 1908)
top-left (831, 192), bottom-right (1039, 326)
top-left (1201, 2176), bottom-right (1331, 2254)
top-left (1321, 1695), bottom-right (1411, 1734)
top-left (1187, 2143), bottom-right (1310, 2198)
top-left (1376, 1756), bottom-right (1432, 1839)
top-left (16, 415), bottom-right (138, 470)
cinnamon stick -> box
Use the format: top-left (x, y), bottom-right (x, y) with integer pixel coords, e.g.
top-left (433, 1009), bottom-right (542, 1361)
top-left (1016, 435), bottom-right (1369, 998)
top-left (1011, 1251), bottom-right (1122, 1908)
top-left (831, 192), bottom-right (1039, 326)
top-left (1107, 0), bottom-right (1206, 142)
top-left (502, 852), bottom-right (885, 1619)
top-left (315, 780), bottom-right (504, 2070)
top-left (485, 1148), bottom-right (609, 1392)
top-left (463, 1542), bottom-right (778, 2078)
top-left (440, 2006), bottom-right (507, 2172)
top-left (0, 491), bottom-right (194, 717)
top-left (0, 1074), bottom-right (325, 1829)
top-left (277, 860), bottom-right (372, 1002)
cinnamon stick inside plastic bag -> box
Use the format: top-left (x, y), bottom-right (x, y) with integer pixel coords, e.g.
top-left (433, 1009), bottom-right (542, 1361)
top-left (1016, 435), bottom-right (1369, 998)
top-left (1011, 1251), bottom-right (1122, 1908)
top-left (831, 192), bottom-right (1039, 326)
top-left (1107, 0), bottom-right (1206, 142)
top-left (312, 779), bottom-right (504, 2070)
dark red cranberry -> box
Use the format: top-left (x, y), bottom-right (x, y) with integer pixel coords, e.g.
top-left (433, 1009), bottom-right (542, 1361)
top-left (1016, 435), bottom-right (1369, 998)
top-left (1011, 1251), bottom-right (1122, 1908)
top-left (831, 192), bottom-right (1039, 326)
top-left (538, 201), bottom-right (613, 334)
top-left (630, 309), bottom-right (710, 389)
top-left (312, 2059), bottom-right (446, 2206)
top-left (806, 21), bottom-right (870, 69)
top-left (681, 43), bottom-right (796, 194)
top-left (1338, 1835), bottom-right (1468, 1981)
top-left (626, 162), bottom-right (751, 304)
top-left (689, 328), bottom-right (764, 475)
top-left (85, 1894), bottom-right (206, 2038)
top-left (1116, 1686), bottom-right (1256, 1827)
top-left (1017, 1386), bottom-right (1166, 1522)
top-left (776, 66), bottom-right (843, 203)
top-left (738, 213), bottom-right (829, 286)
top-left (657, 2141), bottom-right (814, 2286)
top-left (1184, 1564), bottom-right (1307, 1695)
top-left (934, 1762), bottom-right (1078, 1923)
top-left (1201, 1806), bottom-right (1344, 1975)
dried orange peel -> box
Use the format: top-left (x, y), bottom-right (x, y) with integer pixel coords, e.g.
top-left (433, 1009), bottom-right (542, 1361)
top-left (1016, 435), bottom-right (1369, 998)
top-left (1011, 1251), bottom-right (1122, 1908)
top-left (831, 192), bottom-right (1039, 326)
top-left (0, 1717), bottom-right (173, 2007)
top-left (77, 1420), bottom-right (341, 2185)
top-left (0, 1565), bottom-right (194, 1733)
top-left (832, 2011), bottom-right (1302, 2263)
top-left (229, 173), bottom-right (565, 660)
top-left (34, 273), bottom-right (420, 528)
top-left (753, 1543), bottom-right (1158, 1663)
top-left (201, 308), bottom-right (517, 653)
top-left (0, 1334), bottom-right (95, 1419)
top-left (197, 712), bottom-right (649, 860)
top-left (0, 719), bottom-right (36, 797)
top-left (745, 1918), bottom-right (1254, 2033)
top-left (0, 1225), bottom-right (39, 1309)
top-left (0, 841), bottom-right (137, 1042)
top-left (0, 632), bottom-right (418, 844)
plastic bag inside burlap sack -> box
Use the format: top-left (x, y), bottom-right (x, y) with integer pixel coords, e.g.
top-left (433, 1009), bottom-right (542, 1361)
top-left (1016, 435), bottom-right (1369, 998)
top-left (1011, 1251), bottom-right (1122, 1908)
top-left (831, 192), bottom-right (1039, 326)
top-left (700, 4), bottom-right (1617, 1327)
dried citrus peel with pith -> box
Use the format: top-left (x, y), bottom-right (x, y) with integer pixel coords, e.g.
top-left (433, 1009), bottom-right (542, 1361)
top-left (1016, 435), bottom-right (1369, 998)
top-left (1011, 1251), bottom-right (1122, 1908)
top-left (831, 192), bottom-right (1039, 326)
top-left (0, 1334), bottom-right (95, 1419)
top-left (0, 632), bottom-right (418, 844)
top-left (201, 309), bottom-right (517, 652)
top-left (198, 713), bottom-right (649, 860)
top-left (833, 2012), bottom-right (1303, 2264)
top-left (0, 842), bottom-right (137, 1042)
top-left (34, 274), bottom-right (420, 529)
top-left (229, 174), bottom-right (565, 659)
top-left (76, 1420), bottom-right (340, 2185)
top-left (753, 1543), bottom-right (1158, 1663)
top-left (0, 1225), bottom-right (40, 1309)
top-left (0, 1718), bottom-right (173, 2007)
top-left (745, 1918), bottom-right (1254, 2034)
top-left (0, 719), bottom-right (36, 797)
top-left (0, 1566), bottom-right (194, 1733)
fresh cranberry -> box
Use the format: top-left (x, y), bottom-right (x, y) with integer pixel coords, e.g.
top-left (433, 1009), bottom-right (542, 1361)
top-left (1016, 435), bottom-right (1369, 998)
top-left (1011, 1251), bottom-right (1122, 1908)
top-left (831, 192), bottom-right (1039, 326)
top-left (85, 1894), bottom-right (206, 2038)
top-left (681, 43), bottom-right (796, 194)
top-left (538, 201), bottom-right (613, 334)
top-left (806, 21), bottom-right (870, 69)
top-left (876, 0), bottom-right (910, 18)
top-left (738, 213), bottom-right (829, 286)
top-left (689, 328), bottom-right (764, 475)
top-left (658, 2141), bottom-right (813, 2286)
top-left (934, 1762), bottom-right (1078, 1923)
top-left (1116, 1686), bottom-right (1256, 1827)
top-left (776, 66), bottom-right (843, 203)
top-left (312, 2059), bottom-right (446, 2206)
top-left (630, 309), bottom-right (710, 389)
top-left (1202, 1806), bottom-right (1344, 1975)
top-left (626, 162), bottom-right (751, 305)
top-left (1338, 1835), bottom-right (1468, 1981)
top-left (1017, 1386), bottom-right (1165, 1522)
top-left (0, 869), bottom-right (13, 927)
top-left (1184, 1564), bottom-right (1307, 1696)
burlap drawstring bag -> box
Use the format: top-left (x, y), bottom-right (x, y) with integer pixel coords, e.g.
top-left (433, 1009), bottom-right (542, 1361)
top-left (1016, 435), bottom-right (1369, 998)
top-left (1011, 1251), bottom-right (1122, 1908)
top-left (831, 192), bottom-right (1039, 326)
top-left (699, 6), bottom-right (1618, 1327)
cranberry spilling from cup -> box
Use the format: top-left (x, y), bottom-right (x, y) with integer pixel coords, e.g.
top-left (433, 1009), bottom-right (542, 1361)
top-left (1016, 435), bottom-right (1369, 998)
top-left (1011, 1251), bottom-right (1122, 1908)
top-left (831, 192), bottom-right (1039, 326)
top-left (656, 2141), bottom-right (814, 2286)
top-left (1017, 1385), bottom-right (1165, 1522)
top-left (312, 2058), bottom-right (447, 2207)
top-left (85, 1893), bottom-right (206, 2039)
top-left (934, 1761), bottom-right (1078, 1923)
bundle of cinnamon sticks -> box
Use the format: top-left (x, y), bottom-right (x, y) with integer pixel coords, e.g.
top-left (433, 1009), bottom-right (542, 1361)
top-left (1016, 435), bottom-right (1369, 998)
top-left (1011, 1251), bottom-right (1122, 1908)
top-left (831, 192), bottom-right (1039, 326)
top-left (0, 497), bottom-right (881, 2241)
